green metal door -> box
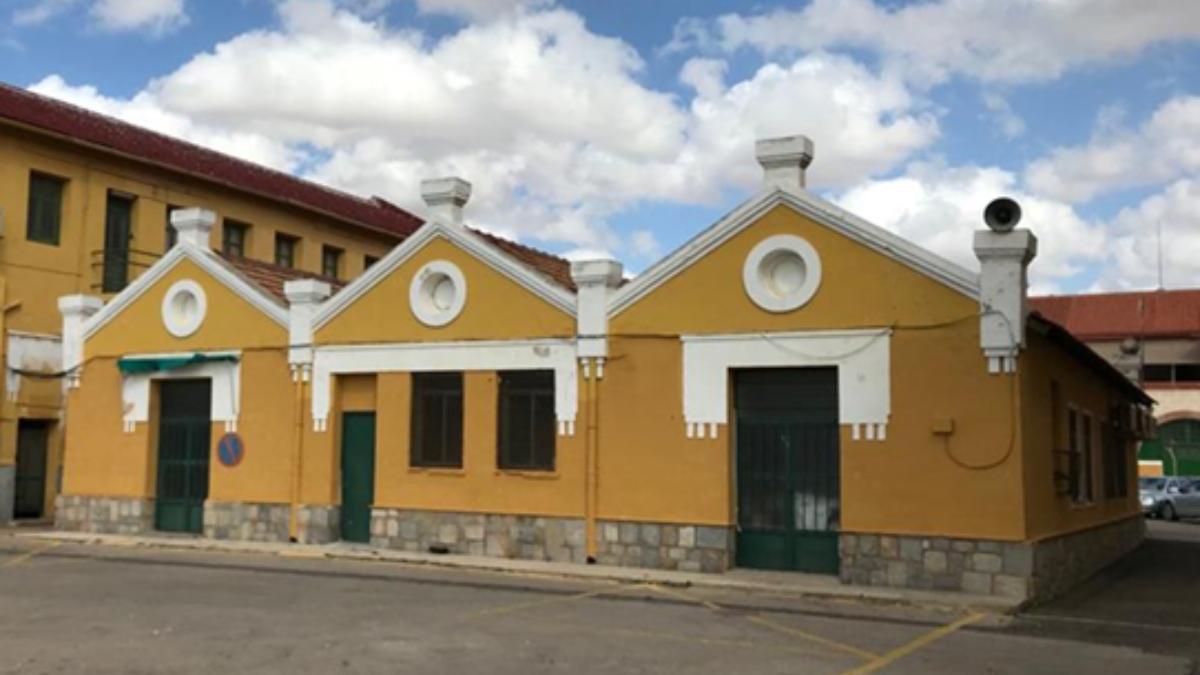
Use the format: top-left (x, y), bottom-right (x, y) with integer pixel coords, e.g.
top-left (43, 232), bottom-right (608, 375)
top-left (735, 368), bottom-right (840, 574)
top-left (155, 380), bottom-right (211, 534)
top-left (14, 420), bottom-right (50, 519)
top-left (340, 412), bottom-right (376, 543)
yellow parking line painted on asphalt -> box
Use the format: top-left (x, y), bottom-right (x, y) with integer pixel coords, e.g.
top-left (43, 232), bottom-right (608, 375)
top-left (837, 611), bottom-right (986, 675)
top-left (455, 582), bottom-right (635, 622)
top-left (746, 613), bottom-right (879, 661)
top-left (2, 542), bottom-right (60, 568)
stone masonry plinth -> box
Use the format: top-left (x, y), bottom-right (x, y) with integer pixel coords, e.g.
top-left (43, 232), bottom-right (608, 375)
top-left (55, 495), bottom-right (153, 535)
top-left (840, 516), bottom-right (1145, 602)
top-left (370, 509), bottom-right (587, 563)
top-left (594, 520), bottom-right (732, 573)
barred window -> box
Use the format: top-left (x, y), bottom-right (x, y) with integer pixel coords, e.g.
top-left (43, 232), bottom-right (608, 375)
top-left (27, 172), bottom-right (65, 245)
top-left (497, 370), bottom-right (555, 471)
top-left (411, 372), bottom-right (463, 468)
top-left (223, 220), bottom-right (249, 258)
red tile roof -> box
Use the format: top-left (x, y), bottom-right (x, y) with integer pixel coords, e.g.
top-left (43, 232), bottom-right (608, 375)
top-left (471, 228), bottom-right (575, 292)
top-left (0, 81), bottom-right (421, 240)
top-left (220, 254), bottom-right (346, 305)
top-left (1030, 289), bottom-right (1200, 341)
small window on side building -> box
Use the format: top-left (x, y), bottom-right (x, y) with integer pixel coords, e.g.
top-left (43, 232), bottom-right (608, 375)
top-left (223, 219), bottom-right (249, 258)
top-left (497, 370), bottom-right (556, 471)
top-left (322, 245), bottom-right (343, 279)
top-left (411, 372), bottom-right (463, 468)
top-left (275, 232), bottom-right (299, 269)
top-left (364, 254), bottom-right (380, 270)
top-left (27, 172), bottom-right (66, 246)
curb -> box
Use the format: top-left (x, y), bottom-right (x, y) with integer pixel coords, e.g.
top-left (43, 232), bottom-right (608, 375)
top-left (11, 530), bottom-right (1020, 613)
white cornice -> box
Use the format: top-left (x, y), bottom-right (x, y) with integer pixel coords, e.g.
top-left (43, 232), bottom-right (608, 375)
top-left (81, 243), bottom-right (288, 341)
top-left (312, 218), bottom-right (575, 331)
top-left (608, 186), bottom-right (981, 318)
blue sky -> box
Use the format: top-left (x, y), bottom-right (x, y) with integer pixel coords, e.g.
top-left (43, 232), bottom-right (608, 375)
top-left (4, 0), bottom-right (1200, 293)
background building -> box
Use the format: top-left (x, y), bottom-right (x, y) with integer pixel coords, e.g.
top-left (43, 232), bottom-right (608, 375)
top-left (1032, 290), bottom-right (1200, 475)
top-left (0, 82), bottom-right (420, 524)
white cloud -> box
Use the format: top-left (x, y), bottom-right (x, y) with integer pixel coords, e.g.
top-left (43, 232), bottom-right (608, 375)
top-left (90, 0), bottom-right (187, 34)
top-left (1104, 179), bottom-right (1200, 291)
top-left (835, 161), bottom-right (1105, 293)
top-left (670, 0), bottom-right (1200, 87)
top-left (10, 0), bottom-right (187, 34)
top-left (1025, 95), bottom-right (1200, 203)
top-left (414, 0), bottom-right (552, 21)
top-left (29, 75), bottom-right (298, 171)
top-left (981, 93), bottom-right (1025, 140)
top-left (30, 0), bottom-right (937, 260)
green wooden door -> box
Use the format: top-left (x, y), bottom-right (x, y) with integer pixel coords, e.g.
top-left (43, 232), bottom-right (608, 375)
top-left (340, 412), bottom-right (376, 543)
top-left (14, 420), bottom-right (50, 519)
top-left (735, 368), bottom-right (840, 574)
top-left (155, 380), bottom-right (211, 534)
top-left (102, 193), bottom-right (133, 293)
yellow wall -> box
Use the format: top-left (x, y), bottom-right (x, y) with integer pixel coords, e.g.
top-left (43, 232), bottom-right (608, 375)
top-left (1019, 329), bottom-right (1141, 540)
top-left (370, 371), bottom-right (584, 517)
top-left (87, 257), bottom-right (286, 358)
top-left (62, 350), bottom-right (295, 504)
top-left (316, 236), bottom-right (573, 345)
top-left (607, 204), bottom-right (1028, 540)
top-left (0, 119), bottom-right (401, 516)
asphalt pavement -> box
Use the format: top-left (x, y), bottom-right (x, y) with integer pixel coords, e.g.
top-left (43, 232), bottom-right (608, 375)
top-left (1, 522), bottom-right (1196, 674)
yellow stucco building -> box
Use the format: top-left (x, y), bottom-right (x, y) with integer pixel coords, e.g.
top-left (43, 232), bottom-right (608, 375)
top-left (0, 82), bottom-right (417, 524)
top-left (55, 136), bottom-right (1152, 602)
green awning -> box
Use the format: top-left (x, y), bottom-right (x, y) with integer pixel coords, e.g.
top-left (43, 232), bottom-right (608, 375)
top-left (117, 353), bottom-right (238, 375)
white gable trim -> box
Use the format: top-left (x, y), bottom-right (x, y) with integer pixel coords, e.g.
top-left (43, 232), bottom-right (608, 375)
top-left (81, 242), bottom-right (288, 341)
top-left (681, 329), bottom-right (891, 441)
top-left (309, 338), bottom-right (578, 435)
top-left (312, 219), bottom-right (575, 331)
top-left (609, 187), bottom-right (980, 317)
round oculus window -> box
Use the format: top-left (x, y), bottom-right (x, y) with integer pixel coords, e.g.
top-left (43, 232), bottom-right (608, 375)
top-left (161, 279), bottom-right (207, 337)
top-left (742, 234), bottom-right (821, 312)
top-left (410, 260), bottom-right (467, 327)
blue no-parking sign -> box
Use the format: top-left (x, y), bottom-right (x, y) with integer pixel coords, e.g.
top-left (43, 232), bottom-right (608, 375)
top-left (217, 433), bottom-right (245, 468)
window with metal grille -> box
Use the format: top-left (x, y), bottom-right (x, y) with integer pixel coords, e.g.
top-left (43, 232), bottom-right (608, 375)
top-left (101, 191), bottom-right (135, 293)
top-left (223, 219), bottom-right (249, 258)
top-left (165, 205), bottom-right (181, 251)
top-left (411, 372), bottom-right (463, 468)
top-left (275, 232), bottom-right (299, 268)
top-left (497, 370), bottom-right (555, 471)
top-left (27, 172), bottom-right (65, 245)
top-left (322, 245), bottom-right (343, 279)
top-left (1103, 411), bottom-right (1129, 499)
top-left (1068, 408), bottom-right (1095, 505)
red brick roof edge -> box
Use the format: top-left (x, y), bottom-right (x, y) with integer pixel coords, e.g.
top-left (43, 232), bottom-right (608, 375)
top-left (0, 81), bottom-right (422, 240)
top-left (1030, 289), bottom-right (1200, 341)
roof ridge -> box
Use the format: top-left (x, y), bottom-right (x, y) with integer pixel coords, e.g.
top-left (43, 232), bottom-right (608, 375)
top-left (0, 80), bottom-right (422, 239)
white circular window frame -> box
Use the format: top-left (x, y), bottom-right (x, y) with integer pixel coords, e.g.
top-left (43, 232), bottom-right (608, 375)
top-left (409, 260), bottom-right (467, 327)
top-left (161, 279), bottom-right (208, 338)
top-left (742, 234), bottom-right (822, 313)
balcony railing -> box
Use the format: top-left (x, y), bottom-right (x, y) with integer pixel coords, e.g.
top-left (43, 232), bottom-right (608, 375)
top-left (90, 248), bottom-right (162, 294)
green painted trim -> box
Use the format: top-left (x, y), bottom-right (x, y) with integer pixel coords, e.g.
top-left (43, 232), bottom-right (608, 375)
top-left (118, 353), bottom-right (238, 375)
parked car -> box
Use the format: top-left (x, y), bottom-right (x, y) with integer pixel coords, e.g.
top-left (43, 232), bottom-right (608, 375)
top-left (1140, 477), bottom-right (1200, 520)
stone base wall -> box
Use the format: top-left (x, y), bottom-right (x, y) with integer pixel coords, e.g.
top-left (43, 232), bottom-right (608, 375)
top-left (594, 520), bottom-right (732, 573)
top-left (0, 465), bottom-right (13, 525)
top-left (55, 495), bottom-right (153, 535)
top-left (370, 508), bottom-right (587, 563)
top-left (298, 505), bottom-right (340, 544)
top-left (840, 516), bottom-right (1145, 602)
top-left (1029, 516), bottom-right (1144, 600)
top-left (204, 502), bottom-right (290, 542)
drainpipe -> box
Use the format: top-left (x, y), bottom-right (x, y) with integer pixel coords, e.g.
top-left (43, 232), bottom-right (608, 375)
top-left (571, 259), bottom-right (623, 561)
top-left (284, 279), bottom-right (332, 542)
